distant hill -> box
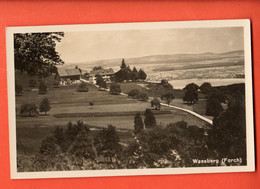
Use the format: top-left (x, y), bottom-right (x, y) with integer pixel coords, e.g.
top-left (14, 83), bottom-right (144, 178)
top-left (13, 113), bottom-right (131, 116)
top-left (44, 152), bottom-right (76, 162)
top-left (61, 50), bottom-right (244, 71)
top-left (58, 50), bottom-right (244, 82)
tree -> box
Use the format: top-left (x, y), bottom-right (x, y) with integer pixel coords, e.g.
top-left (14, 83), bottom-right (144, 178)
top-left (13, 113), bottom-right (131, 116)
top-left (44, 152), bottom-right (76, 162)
top-left (120, 59), bottom-right (127, 69)
top-left (199, 82), bottom-right (212, 94)
top-left (15, 82), bottom-right (23, 96)
top-left (110, 83), bottom-right (121, 95)
top-left (206, 90), bottom-right (226, 117)
top-left (94, 125), bottom-right (121, 162)
top-left (40, 97), bottom-right (51, 115)
top-left (14, 32), bottom-right (64, 77)
top-left (38, 81), bottom-right (47, 94)
top-left (138, 69), bottom-right (147, 80)
top-left (128, 89), bottom-right (140, 99)
top-left (134, 113), bottom-right (144, 134)
top-left (93, 66), bottom-right (103, 70)
top-left (126, 65), bottom-right (133, 81)
top-left (89, 101), bottom-right (94, 109)
top-left (186, 126), bottom-right (205, 145)
top-left (161, 92), bottom-right (175, 106)
top-left (207, 100), bottom-right (246, 164)
top-left (183, 83), bottom-right (198, 104)
top-left (161, 79), bottom-right (173, 89)
top-left (151, 98), bottom-right (161, 110)
top-left (144, 109), bottom-right (156, 129)
top-left (131, 67), bottom-right (139, 82)
top-left (20, 103), bottom-right (38, 117)
top-left (95, 74), bottom-right (107, 89)
top-left (77, 82), bottom-right (89, 92)
top-left (183, 83), bottom-right (199, 91)
top-left (137, 92), bottom-right (149, 101)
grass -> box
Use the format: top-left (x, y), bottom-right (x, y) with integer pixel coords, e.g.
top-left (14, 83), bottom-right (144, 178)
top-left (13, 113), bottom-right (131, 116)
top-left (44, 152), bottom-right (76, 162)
top-left (54, 110), bottom-right (172, 118)
top-left (15, 73), bottom-right (211, 157)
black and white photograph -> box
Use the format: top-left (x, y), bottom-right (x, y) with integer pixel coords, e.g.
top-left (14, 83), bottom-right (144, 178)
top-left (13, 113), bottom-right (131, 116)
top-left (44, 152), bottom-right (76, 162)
top-left (6, 20), bottom-right (254, 179)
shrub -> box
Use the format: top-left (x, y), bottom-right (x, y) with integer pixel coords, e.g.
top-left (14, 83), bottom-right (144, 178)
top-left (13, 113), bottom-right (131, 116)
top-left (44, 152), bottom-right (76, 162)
top-left (137, 92), bottom-right (149, 101)
top-left (161, 79), bottom-right (173, 89)
top-left (94, 125), bottom-right (121, 162)
top-left (20, 103), bottom-right (39, 117)
top-left (77, 82), bottom-right (89, 92)
top-left (89, 101), bottom-right (94, 109)
top-left (110, 83), bottom-right (121, 95)
top-left (151, 98), bottom-right (161, 110)
top-left (161, 93), bottom-right (175, 106)
top-left (128, 89), bottom-right (140, 99)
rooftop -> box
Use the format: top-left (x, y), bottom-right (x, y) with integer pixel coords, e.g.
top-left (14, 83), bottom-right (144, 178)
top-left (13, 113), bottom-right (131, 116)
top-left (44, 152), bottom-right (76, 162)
top-left (90, 68), bottom-right (114, 76)
top-left (57, 68), bottom-right (81, 77)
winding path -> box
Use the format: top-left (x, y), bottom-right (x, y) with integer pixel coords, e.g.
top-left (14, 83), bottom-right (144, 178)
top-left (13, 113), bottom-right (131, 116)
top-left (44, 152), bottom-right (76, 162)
top-left (90, 82), bottom-right (213, 125)
top-left (159, 102), bottom-right (213, 125)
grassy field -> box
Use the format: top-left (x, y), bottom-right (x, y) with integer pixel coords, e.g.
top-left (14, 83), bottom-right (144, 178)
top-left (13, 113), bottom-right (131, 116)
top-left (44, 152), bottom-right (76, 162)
top-left (15, 73), bottom-right (211, 156)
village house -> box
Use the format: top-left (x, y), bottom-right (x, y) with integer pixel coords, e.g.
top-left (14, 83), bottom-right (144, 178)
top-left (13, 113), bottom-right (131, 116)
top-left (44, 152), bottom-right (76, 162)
top-left (56, 67), bottom-right (82, 85)
top-left (89, 68), bottom-right (114, 84)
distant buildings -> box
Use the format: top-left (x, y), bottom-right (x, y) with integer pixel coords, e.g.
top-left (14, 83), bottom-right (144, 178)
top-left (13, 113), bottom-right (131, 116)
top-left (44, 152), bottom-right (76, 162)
top-left (89, 68), bottom-right (114, 84)
top-left (55, 66), bottom-right (115, 85)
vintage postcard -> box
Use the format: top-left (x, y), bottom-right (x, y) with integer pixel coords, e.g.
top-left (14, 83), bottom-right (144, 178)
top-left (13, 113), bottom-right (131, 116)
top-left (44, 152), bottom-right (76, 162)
top-left (6, 20), bottom-right (254, 179)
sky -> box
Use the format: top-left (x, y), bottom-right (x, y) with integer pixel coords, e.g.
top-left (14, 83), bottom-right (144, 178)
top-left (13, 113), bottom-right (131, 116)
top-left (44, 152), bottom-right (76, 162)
top-left (55, 27), bottom-right (244, 64)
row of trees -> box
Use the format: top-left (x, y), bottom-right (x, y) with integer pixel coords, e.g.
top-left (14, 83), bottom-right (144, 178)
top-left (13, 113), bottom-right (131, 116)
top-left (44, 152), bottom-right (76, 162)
top-left (114, 59), bottom-right (147, 82)
top-left (134, 109), bottom-right (157, 134)
top-left (15, 80), bottom-right (48, 96)
top-left (20, 97), bottom-right (51, 116)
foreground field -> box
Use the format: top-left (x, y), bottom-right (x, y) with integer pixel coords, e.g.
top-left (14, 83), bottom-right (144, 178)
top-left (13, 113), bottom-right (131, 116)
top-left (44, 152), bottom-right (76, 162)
top-left (16, 76), bottom-right (212, 157)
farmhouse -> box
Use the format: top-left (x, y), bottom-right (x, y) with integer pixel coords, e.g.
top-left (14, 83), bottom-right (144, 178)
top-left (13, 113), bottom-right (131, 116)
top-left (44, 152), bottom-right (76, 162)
top-left (56, 68), bottom-right (82, 85)
top-left (89, 68), bottom-right (114, 84)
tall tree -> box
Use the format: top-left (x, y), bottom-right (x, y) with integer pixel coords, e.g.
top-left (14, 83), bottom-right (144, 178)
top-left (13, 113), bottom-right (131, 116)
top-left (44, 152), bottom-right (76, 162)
top-left (207, 99), bottom-right (246, 164)
top-left (14, 32), bottom-right (64, 77)
top-left (206, 90), bottom-right (226, 117)
top-left (134, 113), bottom-right (144, 134)
top-left (95, 74), bottom-right (107, 88)
top-left (199, 82), bottom-right (212, 94)
top-left (144, 109), bottom-right (156, 129)
top-left (183, 83), bottom-right (199, 104)
top-left (131, 67), bottom-right (139, 82)
top-left (138, 69), bottom-right (147, 80)
top-left (120, 59), bottom-right (127, 69)
top-left (40, 97), bottom-right (51, 115)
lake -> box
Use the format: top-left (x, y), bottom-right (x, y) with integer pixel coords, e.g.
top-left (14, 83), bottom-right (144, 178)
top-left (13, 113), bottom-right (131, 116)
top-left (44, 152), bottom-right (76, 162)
top-left (168, 78), bottom-right (245, 89)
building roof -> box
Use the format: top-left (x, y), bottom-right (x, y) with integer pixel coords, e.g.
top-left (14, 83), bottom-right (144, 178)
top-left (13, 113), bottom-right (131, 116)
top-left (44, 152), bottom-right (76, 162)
top-left (57, 68), bottom-right (81, 77)
top-left (90, 68), bottom-right (114, 76)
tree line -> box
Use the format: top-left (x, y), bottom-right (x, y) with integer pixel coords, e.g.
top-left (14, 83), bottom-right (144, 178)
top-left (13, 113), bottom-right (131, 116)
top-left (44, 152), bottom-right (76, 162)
top-left (114, 59), bottom-right (147, 82)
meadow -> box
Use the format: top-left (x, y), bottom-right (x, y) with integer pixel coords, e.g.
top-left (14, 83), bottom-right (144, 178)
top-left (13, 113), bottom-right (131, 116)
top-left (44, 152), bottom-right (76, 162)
top-left (15, 75), bottom-right (210, 156)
